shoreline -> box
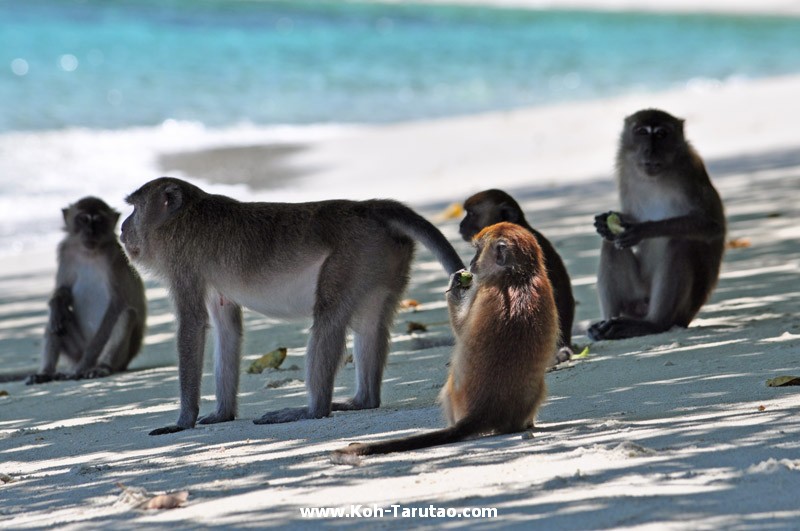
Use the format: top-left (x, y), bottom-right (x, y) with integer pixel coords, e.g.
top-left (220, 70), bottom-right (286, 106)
top-left (239, 74), bottom-right (800, 206)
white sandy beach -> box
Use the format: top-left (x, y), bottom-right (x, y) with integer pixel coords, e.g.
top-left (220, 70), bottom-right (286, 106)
top-left (2, 5), bottom-right (800, 529)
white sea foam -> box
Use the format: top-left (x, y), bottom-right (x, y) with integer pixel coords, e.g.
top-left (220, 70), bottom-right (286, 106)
top-left (0, 121), bottom-right (358, 257)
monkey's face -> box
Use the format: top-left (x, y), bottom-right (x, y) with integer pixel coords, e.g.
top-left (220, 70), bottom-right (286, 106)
top-left (65, 198), bottom-right (120, 251)
top-left (121, 178), bottom-right (185, 265)
top-left (460, 192), bottom-right (521, 242)
top-left (622, 109), bottom-right (685, 177)
top-left (459, 207), bottom-right (487, 241)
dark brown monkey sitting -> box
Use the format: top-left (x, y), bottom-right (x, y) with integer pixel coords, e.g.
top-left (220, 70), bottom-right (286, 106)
top-left (589, 109), bottom-right (725, 341)
top-left (332, 222), bottom-right (557, 458)
top-left (460, 189), bottom-right (574, 361)
top-left (121, 177), bottom-right (465, 435)
top-left (27, 197), bottom-right (146, 384)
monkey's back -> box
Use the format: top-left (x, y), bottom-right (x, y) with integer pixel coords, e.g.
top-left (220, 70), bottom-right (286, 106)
top-left (451, 279), bottom-right (557, 432)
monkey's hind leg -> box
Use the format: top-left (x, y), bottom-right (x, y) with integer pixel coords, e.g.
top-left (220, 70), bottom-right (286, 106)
top-left (591, 241), bottom-right (693, 340)
top-left (255, 255), bottom-right (357, 425)
top-left (81, 307), bottom-right (142, 379)
top-left (254, 317), bottom-right (348, 424)
top-left (27, 315), bottom-right (85, 385)
top-left (588, 240), bottom-right (648, 341)
top-left (332, 288), bottom-right (400, 412)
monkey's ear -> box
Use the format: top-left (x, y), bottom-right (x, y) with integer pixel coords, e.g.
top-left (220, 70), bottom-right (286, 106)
top-left (61, 208), bottom-right (70, 225)
top-left (498, 203), bottom-right (519, 224)
top-left (495, 242), bottom-right (510, 266)
top-left (162, 183), bottom-right (183, 213)
top-left (110, 211), bottom-right (121, 226)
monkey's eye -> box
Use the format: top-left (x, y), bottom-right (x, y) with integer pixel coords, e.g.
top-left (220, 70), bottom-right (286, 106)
top-left (633, 126), bottom-right (649, 136)
top-left (653, 127), bottom-right (668, 139)
top-left (76, 213), bottom-right (92, 225)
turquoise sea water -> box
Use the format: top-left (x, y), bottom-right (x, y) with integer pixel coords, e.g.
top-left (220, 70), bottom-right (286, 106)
top-left (3, 0), bottom-right (800, 132)
top-left (2, 0), bottom-right (800, 255)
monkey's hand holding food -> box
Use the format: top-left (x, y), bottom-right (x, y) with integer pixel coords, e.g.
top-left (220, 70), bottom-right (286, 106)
top-left (448, 269), bottom-right (473, 291)
top-left (594, 211), bottom-right (627, 240)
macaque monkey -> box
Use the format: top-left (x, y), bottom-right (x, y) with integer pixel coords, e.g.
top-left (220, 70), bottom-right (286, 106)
top-left (332, 222), bottom-right (557, 458)
top-left (589, 109), bottom-right (725, 340)
top-left (121, 177), bottom-right (465, 435)
top-left (460, 189), bottom-right (574, 361)
top-left (27, 197), bottom-right (146, 384)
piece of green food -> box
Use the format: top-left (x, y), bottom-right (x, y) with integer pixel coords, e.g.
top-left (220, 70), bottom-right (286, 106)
top-left (247, 347), bottom-right (287, 374)
top-left (574, 346), bottom-right (590, 359)
top-left (458, 271), bottom-right (473, 288)
top-left (607, 213), bottom-right (624, 235)
top-left (766, 375), bottom-right (800, 387)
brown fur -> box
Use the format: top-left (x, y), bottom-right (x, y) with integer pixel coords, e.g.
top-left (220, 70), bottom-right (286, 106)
top-left (589, 109), bottom-right (726, 340)
top-left (332, 222), bottom-right (557, 458)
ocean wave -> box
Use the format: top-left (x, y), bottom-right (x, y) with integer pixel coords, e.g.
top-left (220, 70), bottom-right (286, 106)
top-left (0, 120), bottom-right (358, 256)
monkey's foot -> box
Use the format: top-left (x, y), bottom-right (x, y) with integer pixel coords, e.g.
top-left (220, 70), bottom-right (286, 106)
top-left (554, 346), bottom-right (573, 364)
top-left (25, 373), bottom-right (55, 385)
top-left (331, 398), bottom-right (379, 412)
top-left (253, 407), bottom-right (328, 424)
top-left (81, 365), bottom-right (112, 379)
top-left (149, 425), bottom-right (189, 436)
top-left (197, 412), bottom-right (235, 425)
top-left (588, 318), bottom-right (666, 340)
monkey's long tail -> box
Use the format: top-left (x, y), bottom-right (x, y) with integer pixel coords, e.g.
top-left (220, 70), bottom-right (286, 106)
top-left (332, 418), bottom-right (481, 458)
top-left (369, 201), bottom-right (465, 275)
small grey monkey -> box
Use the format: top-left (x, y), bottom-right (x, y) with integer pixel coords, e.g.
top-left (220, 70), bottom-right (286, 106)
top-left (589, 109), bottom-right (725, 340)
top-left (120, 177), bottom-right (465, 435)
top-left (27, 197), bottom-right (146, 384)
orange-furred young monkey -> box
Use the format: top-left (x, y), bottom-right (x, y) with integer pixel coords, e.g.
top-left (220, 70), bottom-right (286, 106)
top-left (333, 222), bottom-right (557, 457)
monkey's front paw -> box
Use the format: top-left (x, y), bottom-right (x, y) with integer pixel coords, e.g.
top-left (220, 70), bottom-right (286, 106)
top-left (447, 269), bottom-right (472, 293)
top-left (149, 425), bottom-right (189, 436)
top-left (25, 373), bottom-right (55, 385)
top-left (253, 407), bottom-right (327, 424)
top-left (613, 225), bottom-right (642, 249)
top-left (594, 212), bottom-right (616, 240)
top-left (197, 412), bottom-right (235, 425)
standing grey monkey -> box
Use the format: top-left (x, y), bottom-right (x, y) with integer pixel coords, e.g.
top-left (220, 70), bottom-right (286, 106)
top-left (121, 177), bottom-right (465, 435)
top-left (27, 197), bottom-right (146, 384)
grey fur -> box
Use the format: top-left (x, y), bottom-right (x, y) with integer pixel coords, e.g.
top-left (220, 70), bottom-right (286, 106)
top-left (120, 177), bottom-right (464, 435)
top-left (27, 197), bottom-right (146, 384)
top-left (589, 109), bottom-right (726, 340)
